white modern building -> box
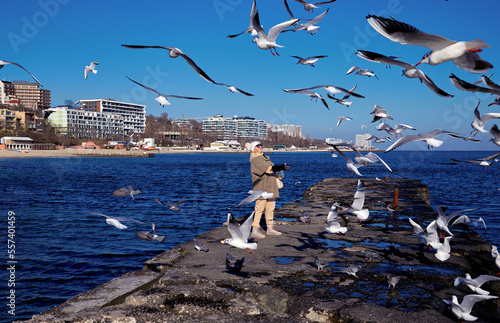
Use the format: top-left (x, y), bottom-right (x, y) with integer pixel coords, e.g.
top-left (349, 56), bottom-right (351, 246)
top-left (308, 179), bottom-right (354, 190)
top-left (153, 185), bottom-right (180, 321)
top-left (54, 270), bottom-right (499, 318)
top-left (269, 124), bottom-right (303, 138)
top-left (355, 134), bottom-right (372, 149)
top-left (78, 99), bottom-right (146, 134)
top-left (202, 115), bottom-right (267, 140)
top-left (46, 107), bottom-right (124, 139)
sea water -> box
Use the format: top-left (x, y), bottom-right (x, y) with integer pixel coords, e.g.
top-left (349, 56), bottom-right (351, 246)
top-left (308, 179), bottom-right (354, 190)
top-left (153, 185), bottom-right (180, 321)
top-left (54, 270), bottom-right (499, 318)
top-left (0, 150), bottom-right (498, 322)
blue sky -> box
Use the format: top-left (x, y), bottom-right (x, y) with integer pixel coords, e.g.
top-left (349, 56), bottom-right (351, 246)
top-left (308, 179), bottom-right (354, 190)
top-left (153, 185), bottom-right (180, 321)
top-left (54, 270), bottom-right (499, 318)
top-left (2, 0), bottom-right (500, 150)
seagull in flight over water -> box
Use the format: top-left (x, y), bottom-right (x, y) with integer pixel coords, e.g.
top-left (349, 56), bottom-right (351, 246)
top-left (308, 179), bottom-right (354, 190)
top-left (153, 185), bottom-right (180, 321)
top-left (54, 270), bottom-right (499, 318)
top-left (86, 212), bottom-right (145, 230)
top-left (136, 223), bottom-right (166, 242)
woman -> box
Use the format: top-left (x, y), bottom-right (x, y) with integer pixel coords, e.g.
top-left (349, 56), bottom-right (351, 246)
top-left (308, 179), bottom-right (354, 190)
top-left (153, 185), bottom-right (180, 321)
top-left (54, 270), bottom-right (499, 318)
top-left (247, 141), bottom-right (290, 238)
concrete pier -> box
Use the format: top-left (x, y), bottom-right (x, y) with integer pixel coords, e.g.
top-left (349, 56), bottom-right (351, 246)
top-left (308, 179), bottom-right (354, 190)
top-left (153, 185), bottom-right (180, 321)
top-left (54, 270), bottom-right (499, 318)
top-left (22, 178), bottom-right (500, 322)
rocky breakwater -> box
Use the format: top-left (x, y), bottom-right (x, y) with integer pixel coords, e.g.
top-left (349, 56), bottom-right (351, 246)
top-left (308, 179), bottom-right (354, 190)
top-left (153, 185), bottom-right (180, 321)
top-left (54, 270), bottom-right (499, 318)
top-left (23, 178), bottom-right (500, 322)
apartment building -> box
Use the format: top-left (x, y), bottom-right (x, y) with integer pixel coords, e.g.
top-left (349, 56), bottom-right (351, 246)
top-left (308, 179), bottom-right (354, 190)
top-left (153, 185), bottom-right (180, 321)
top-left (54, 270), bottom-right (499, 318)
top-left (46, 107), bottom-right (124, 139)
top-left (355, 134), bottom-right (372, 149)
top-left (3, 81), bottom-right (51, 109)
top-left (269, 124), bottom-right (303, 138)
top-left (202, 115), bottom-right (267, 140)
top-left (79, 99), bottom-right (146, 134)
top-left (0, 108), bottom-right (36, 132)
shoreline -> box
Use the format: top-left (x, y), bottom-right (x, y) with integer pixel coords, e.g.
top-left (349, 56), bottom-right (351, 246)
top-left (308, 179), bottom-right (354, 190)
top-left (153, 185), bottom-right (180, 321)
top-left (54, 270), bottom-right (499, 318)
top-left (0, 148), bottom-right (382, 158)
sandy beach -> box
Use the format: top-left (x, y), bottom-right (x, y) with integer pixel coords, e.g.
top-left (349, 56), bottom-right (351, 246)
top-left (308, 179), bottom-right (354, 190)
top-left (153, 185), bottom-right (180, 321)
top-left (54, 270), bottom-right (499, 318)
top-left (0, 149), bottom-right (156, 158)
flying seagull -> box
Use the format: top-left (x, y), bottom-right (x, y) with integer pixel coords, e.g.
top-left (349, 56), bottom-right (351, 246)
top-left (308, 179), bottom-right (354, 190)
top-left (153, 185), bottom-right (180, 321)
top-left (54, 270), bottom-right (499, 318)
top-left (136, 223), bottom-right (166, 242)
top-left (367, 15), bottom-right (493, 73)
top-left (454, 273), bottom-right (500, 295)
top-left (442, 294), bottom-right (498, 321)
top-left (126, 76), bottom-right (203, 106)
top-left (250, 10), bottom-right (299, 56)
top-left (122, 44), bottom-right (252, 95)
top-left (290, 55), bottom-right (328, 67)
top-left (470, 100), bottom-right (500, 136)
top-left (112, 186), bottom-right (142, 199)
top-left (385, 129), bottom-right (459, 152)
top-left (450, 73), bottom-right (500, 95)
top-left (286, 8), bottom-right (329, 35)
top-left (86, 212), bottom-right (145, 230)
top-left (84, 61), bottom-right (99, 80)
top-left (121, 44), bottom-right (217, 83)
top-left (227, 0), bottom-right (258, 38)
top-left (370, 105), bottom-right (393, 123)
top-left (236, 190), bottom-right (273, 207)
top-left (327, 84), bottom-right (360, 107)
top-left (283, 88), bottom-right (329, 109)
top-left (452, 151), bottom-right (500, 167)
top-left (0, 59), bottom-right (43, 86)
top-left (346, 66), bottom-right (378, 79)
top-left (155, 197), bottom-right (187, 212)
top-left (290, 0), bottom-right (338, 13)
top-left (221, 212), bottom-right (258, 252)
top-left (356, 50), bottom-right (454, 98)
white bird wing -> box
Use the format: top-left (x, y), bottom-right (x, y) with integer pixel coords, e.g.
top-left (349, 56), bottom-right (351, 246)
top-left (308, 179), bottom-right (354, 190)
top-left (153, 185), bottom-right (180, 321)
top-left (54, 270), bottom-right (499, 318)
top-left (366, 15), bottom-right (455, 50)
top-left (121, 44), bottom-right (218, 84)
top-left (267, 18), bottom-right (300, 41)
top-left (356, 50), bottom-right (414, 69)
top-left (451, 215), bottom-right (470, 226)
top-left (113, 217), bottom-right (146, 224)
top-left (326, 203), bottom-right (339, 224)
top-left (126, 76), bottom-right (203, 100)
top-left (416, 69), bottom-right (455, 98)
top-left (364, 152), bottom-right (392, 172)
top-left (3, 60), bottom-right (43, 86)
top-left (346, 66), bottom-right (361, 75)
top-left (236, 191), bottom-right (264, 207)
top-left (426, 220), bottom-right (440, 245)
top-left (295, 8), bottom-right (329, 29)
top-left (473, 275), bottom-right (500, 286)
top-left (240, 212), bottom-right (255, 241)
top-left (385, 134), bottom-right (423, 152)
top-left (482, 75), bottom-right (500, 91)
top-left (351, 180), bottom-right (365, 211)
top-left (227, 212), bottom-right (246, 242)
top-left (459, 294), bottom-right (498, 313)
top-left (409, 218), bottom-right (424, 235)
top-left (452, 52), bottom-right (493, 74)
top-left (450, 73), bottom-right (500, 95)
top-left (227, 0), bottom-right (257, 38)
top-left (481, 112), bottom-right (500, 124)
